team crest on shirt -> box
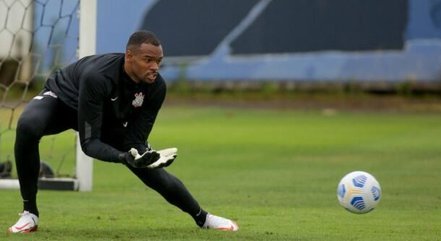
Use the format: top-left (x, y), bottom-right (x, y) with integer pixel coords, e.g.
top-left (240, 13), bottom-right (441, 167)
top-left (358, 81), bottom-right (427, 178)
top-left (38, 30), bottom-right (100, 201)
top-left (132, 92), bottom-right (145, 108)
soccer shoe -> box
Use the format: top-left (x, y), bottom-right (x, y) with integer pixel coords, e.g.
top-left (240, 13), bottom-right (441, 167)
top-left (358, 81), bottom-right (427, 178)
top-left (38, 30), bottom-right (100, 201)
top-left (8, 211), bottom-right (39, 233)
top-left (202, 214), bottom-right (239, 231)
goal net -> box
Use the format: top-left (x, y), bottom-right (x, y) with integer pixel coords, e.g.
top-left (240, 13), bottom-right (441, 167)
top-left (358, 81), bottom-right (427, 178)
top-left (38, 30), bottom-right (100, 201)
top-left (0, 0), bottom-right (95, 191)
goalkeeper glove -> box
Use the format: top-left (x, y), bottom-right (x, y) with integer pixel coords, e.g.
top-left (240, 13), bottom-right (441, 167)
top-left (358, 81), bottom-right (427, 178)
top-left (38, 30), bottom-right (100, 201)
top-left (152, 147), bottom-right (178, 168)
top-left (120, 148), bottom-right (160, 168)
top-left (120, 147), bottom-right (177, 169)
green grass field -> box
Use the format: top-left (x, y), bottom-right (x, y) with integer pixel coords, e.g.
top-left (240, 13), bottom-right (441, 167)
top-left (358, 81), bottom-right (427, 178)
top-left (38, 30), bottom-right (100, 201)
top-left (1, 105), bottom-right (441, 240)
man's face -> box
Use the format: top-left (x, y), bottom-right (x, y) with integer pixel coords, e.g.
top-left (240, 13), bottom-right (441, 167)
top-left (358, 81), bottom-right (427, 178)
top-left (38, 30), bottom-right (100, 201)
top-left (125, 43), bottom-right (163, 84)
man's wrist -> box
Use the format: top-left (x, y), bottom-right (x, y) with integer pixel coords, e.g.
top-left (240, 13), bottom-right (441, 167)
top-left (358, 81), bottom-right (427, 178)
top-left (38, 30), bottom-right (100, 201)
top-left (118, 152), bottom-right (129, 163)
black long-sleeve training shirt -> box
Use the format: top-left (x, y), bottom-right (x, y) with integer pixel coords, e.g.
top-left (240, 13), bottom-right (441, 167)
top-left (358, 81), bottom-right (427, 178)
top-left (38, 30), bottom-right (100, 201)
top-left (44, 53), bottom-right (166, 163)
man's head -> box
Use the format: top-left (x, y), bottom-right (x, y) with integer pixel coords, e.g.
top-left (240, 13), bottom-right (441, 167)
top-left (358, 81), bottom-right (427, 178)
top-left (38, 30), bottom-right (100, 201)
top-left (124, 31), bottom-right (163, 84)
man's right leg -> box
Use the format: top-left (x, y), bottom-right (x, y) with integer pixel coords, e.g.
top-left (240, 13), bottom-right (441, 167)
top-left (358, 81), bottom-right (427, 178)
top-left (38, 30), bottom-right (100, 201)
top-left (10, 91), bottom-right (76, 233)
top-left (127, 166), bottom-right (238, 231)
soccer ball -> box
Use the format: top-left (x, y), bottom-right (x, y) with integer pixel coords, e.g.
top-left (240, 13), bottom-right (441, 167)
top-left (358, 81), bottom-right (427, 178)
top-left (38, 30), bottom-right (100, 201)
top-left (336, 171), bottom-right (381, 214)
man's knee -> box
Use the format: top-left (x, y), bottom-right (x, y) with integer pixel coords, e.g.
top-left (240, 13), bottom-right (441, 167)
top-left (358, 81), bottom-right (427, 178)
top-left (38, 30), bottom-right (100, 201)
top-left (16, 114), bottom-right (44, 140)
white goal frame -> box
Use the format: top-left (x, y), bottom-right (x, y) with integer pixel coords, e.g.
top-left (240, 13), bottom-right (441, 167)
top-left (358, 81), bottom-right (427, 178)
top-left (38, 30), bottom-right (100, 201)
top-left (0, 0), bottom-right (96, 191)
top-left (75, 0), bottom-right (97, 192)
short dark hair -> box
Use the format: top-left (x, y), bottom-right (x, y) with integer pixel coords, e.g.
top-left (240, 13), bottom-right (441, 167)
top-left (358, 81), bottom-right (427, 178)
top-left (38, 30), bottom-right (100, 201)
top-left (126, 30), bottom-right (161, 51)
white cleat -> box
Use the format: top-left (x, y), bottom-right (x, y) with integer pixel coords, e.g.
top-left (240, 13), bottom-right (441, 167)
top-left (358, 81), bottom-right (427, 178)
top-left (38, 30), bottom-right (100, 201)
top-left (8, 211), bottom-right (39, 233)
top-left (202, 214), bottom-right (239, 231)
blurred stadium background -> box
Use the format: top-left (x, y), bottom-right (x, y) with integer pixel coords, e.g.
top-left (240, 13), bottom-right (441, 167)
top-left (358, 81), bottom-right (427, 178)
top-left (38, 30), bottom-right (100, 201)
top-left (2, 0), bottom-right (441, 88)
top-left (100, 0), bottom-right (441, 87)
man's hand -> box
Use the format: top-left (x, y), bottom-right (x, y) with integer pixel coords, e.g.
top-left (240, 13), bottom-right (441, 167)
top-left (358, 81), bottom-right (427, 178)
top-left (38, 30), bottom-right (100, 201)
top-left (121, 148), bottom-right (160, 168)
top-left (152, 148), bottom-right (178, 168)
top-left (120, 147), bottom-right (177, 169)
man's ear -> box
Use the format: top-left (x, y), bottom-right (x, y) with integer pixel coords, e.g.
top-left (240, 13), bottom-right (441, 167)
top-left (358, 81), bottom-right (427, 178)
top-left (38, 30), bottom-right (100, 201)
top-left (125, 49), bottom-right (134, 61)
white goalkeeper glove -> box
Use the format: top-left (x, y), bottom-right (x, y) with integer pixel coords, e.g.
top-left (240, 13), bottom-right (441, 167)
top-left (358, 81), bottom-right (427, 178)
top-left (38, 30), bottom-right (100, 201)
top-left (123, 147), bottom-right (177, 169)
top-left (152, 147), bottom-right (178, 168)
top-left (120, 148), bottom-right (159, 168)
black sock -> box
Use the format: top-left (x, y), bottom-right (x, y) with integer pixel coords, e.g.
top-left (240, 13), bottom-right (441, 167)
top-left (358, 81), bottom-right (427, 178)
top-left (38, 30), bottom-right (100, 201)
top-left (192, 209), bottom-right (208, 227)
top-left (23, 200), bottom-right (39, 217)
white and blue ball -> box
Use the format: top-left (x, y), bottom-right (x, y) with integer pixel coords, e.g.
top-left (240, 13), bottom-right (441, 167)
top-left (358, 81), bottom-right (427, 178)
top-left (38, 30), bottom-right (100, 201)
top-left (337, 171), bottom-right (381, 214)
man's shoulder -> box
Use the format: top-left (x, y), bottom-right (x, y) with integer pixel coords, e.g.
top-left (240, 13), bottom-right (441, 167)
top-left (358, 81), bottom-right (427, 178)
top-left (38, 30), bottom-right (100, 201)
top-left (79, 53), bottom-right (124, 78)
top-left (79, 53), bottom-right (124, 67)
top-left (156, 73), bottom-right (166, 86)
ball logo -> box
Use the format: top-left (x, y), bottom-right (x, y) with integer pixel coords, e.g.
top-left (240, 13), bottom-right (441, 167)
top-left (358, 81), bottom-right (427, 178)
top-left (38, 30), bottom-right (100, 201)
top-left (371, 186), bottom-right (381, 201)
top-left (337, 184), bottom-right (346, 198)
top-left (352, 175), bottom-right (367, 188)
top-left (350, 196), bottom-right (366, 210)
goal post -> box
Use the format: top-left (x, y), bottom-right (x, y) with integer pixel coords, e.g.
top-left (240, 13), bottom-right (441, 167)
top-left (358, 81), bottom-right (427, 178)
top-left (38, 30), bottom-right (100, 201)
top-left (76, 0), bottom-right (97, 192)
top-left (0, 0), bottom-right (97, 192)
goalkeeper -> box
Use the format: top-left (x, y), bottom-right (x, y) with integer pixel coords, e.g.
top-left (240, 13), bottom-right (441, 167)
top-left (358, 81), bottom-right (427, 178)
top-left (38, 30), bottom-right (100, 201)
top-left (8, 31), bottom-right (238, 233)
